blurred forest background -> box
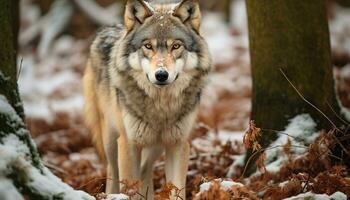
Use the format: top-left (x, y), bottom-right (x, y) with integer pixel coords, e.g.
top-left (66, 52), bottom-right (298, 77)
top-left (8, 0), bottom-right (350, 199)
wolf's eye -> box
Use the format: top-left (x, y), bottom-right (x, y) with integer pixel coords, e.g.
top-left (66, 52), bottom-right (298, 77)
top-left (144, 43), bottom-right (152, 50)
top-left (172, 43), bottom-right (181, 50)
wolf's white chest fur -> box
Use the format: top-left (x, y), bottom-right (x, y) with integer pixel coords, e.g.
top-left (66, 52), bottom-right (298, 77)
top-left (114, 72), bottom-right (200, 147)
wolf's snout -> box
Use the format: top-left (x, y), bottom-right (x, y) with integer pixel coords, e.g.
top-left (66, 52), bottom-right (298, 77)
top-left (155, 69), bottom-right (169, 82)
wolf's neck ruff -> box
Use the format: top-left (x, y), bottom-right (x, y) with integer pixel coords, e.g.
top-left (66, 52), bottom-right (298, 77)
top-left (115, 69), bottom-right (204, 124)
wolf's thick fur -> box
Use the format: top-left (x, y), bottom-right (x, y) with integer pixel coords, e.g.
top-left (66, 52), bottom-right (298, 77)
top-left (83, 0), bottom-right (211, 199)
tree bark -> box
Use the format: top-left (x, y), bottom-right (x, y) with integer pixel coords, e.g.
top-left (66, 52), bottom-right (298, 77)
top-left (244, 0), bottom-right (346, 175)
top-left (335, 0), bottom-right (350, 7)
top-left (0, 0), bottom-right (24, 119)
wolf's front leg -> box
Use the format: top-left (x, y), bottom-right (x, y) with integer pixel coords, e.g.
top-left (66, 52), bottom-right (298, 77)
top-left (165, 141), bottom-right (190, 200)
top-left (104, 123), bottom-right (120, 194)
top-left (141, 145), bottom-right (164, 199)
top-left (118, 134), bottom-right (141, 190)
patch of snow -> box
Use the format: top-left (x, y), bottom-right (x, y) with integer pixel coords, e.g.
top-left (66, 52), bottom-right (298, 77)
top-left (263, 114), bottom-right (317, 173)
top-left (226, 154), bottom-right (245, 177)
top-left (0, 95), bottom-right (94, 200)
top-left (199, 182), bottom-right (212, 192)
top-left (220, 180), bottom-right (244, 188)
top-left (217, 130), bottom-right (244, 143)
top-left (0, 96), bottom-right (23, 124)
top-left (106, 194), bottom-right (129, 200)
top-left (18, 35), bottom-right (87, 122)
top-left (228, 114), bottom-right (319, 176)
top-left (27, 166), bottom-right (94, 200)
top-left (0, 178), bottom-right (24, 200)
top-left (199, 179), bottom-right (244, 193)
top-left (192, 130), bottom-right (243, 153)
top-left (283, 191), bottom-right (347, 200)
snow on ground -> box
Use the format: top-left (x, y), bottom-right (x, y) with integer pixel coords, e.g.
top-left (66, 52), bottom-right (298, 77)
top-left (18, 35), bottom-right (87, 122)
top-left (105, 194), bottom-right (129, 200)
top-left (199, 179), bottom-right (244, 193)
top-left (283, 191), bottom-right (347, 200)
top-left (263, 114), bottom-right (318, 173)
top-left (0, 95), bottom-right (94, 200)
top-left (227, 114), bottom-right (319, 176)
top-left (0, 178), bottom-right (24, 200)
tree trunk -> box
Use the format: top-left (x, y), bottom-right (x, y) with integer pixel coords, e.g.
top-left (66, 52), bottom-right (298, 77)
top-left (0, 1), bottom-right (93, 199)
top-left (0, 0), bottom-right (24, 119)
top-left (244, 0), bottom-right (347, 175)
top-left (335, 0), bottom-right (350, 7)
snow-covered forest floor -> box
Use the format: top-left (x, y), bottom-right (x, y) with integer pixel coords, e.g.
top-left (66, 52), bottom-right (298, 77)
top-left (17, 0), bottom-right (350, 199)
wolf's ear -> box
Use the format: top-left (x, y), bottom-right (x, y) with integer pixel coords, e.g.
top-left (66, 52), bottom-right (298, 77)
top-left (173, 0), bottom-right (201, 33)
top-left (124, 0), bottom-right (153, 32)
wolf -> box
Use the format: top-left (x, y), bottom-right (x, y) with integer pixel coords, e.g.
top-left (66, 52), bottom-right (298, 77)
top-left (83, 0), bottom-right (211, 199)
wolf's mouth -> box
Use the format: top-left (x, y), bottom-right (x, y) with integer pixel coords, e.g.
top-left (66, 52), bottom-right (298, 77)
top-left (155, 82), bottom-right (168, 86)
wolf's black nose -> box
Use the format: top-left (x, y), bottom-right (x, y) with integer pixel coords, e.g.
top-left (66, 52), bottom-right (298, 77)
top-left (155, 70), bottom-right (168, 82)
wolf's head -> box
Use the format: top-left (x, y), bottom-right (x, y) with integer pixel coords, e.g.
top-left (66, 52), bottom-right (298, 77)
top-left (119, 0), bottom-right (210, 87)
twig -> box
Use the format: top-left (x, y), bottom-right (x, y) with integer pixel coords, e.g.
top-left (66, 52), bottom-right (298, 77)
top-left (262, 128), bottom-right (299, 140)
top-left (279, 68), bottom-right (340, 131)
top-left (92, 184), bottom-right (105, 196)
top-left (302, 174), bottom-right (310, 192)
top-left (43, 162), bottom-right (68, 175)
top-left (326, 101), bottom-right (350, 128)
top-left (135, 191), bottom-right (147, 200)
top-left (338, 134), bottom-right (350, 142)
top-left (17, 57), bottom-right (23, 80)
top-left (78, 177), bottom-right (109, 190)
top-left (175, 187), bottom-right (185, 200)
top-left (329, 129), bottom-right (350, 158)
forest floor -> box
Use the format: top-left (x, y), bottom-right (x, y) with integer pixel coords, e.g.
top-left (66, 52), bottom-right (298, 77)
top-left (18, 1), bottom-right (350, 199)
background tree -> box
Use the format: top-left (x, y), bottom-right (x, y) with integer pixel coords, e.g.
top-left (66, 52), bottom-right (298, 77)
top-left (0, 0), bottom-right (93, 199)
top-left (0, 0), bottom-right (23, 119)
top-left (244, 0), bottom-right (349, 174)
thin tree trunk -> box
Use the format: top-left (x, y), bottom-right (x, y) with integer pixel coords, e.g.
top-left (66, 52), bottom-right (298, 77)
top-left (244, 0), bottom-right (346, 175)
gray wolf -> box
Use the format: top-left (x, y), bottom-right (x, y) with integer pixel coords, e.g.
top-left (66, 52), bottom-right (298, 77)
top-left (83, 0), bottom-right (211, 199)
